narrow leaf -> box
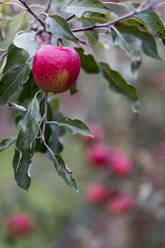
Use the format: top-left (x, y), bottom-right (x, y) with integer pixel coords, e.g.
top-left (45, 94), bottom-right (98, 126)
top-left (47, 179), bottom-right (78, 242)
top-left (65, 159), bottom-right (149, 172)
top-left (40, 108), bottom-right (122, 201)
top-left (0, 65), bottom-right (30, 104)
top-left (0, 44), bottom-right (30, 105)
top-left (116, 23), bottom-right (160, 59)
top-left (0, 136), bottom-right (17, 152)
top-left (66, 0), bottom-right (109, 18)
top-left (12, 96), bottom-right (41, 190)
top-left (48, 153), bottom-right (78, 192)
top-left (13, 30), bottom-right (38, 57)
top-left (5, 11), bottom-right (28, 45)
top-left (119, 2), bottom-right (165, 44)
top-left (99, 62), bottom-right (139, 112)
top-left (70, 83), bottom-right (78, 95)
top-left (46, 15), bottom-right (78, 42)
top-left (75, 47), bottom-right (99, 73)
top-left (54, 115), bottom-right (93, 136)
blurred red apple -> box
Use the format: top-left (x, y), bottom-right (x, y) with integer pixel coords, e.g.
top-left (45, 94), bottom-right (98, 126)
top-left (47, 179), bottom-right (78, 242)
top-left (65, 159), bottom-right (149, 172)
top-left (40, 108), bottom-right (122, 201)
top-left (86, 182), bottom-right (108, 204)
top-left (82, 124), bottom-right (104, 143)
top-left (4, 213), bottom-right (34, 239)
top-left (87, 143), bottom-right (111, 168)
top-left (33, 45), bottom-right (81, 93)
top-left (107, 194), bottom-right (135, 215)
top-left (109, 149), bottom-right (133, 176)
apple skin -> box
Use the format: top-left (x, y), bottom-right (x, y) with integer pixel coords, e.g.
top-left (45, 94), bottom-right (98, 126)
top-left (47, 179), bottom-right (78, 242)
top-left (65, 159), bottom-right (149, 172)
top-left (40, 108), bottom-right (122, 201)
top-left (87, 143), bottom-right (111, 168)
top-left (82, 124), bottom-right (104, 144)
top-left (86, 183), bottom-right (108, 204)
top-left (32, 45), bottom-right (81, 93)
top-left (106, 194), bottom-right (135, 215)
top-left (109, 149), bottom-right (133, 176)
top-left (4, 213), bottom-right (34, 239)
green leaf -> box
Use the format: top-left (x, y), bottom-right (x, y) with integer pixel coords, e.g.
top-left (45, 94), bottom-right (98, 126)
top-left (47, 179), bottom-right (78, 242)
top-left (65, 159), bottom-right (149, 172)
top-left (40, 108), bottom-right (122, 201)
top-left (3, 43), bottom-right (29, 73)
top-left (119, 2), bottom-right (165, 44)
top-left (48, 153), bottom-right (78, 192)
top-left (0, 136), bottom-right (17, 152)
top-left (66, 0), bottom-right (109, 18)
top-left (12, 96), bottom-right (41, 190)
top-left (46, 123), bottom-right (65, 154)
top-left (5, 11), bottom-right (28, 45)
top-left (79, 12), bottom-right (111, 23)
top-left (53, 115), bottom-right (93, 136)
top-left (0, 44), bottom-right (31, 104)
top-left (17, 72), bottom-right (39, 105)
top-left (137, 11), bottom-right (165, 44)
top-left (70, 83), bottom-right (78, 95)
top-left (81, 20), bottom-right (99, 52)
top-left (13, 30), bottom-right (38, 57)
top-left (109, 27), bottom-right (139, 57)
top-left (35, 100), bottom-right (53, 154)
top-left (75, 47), bottom-right (99, 73)
top-left (131, 58), bottom-right (141, 73)
top-left (116, 23), bottom-right (160, 59)
top-left (0, 66), bottom-right (30, 105)
top-left (99, 62), bottom-right (139, 112)
top-left (0, 26), bottom-right (2, 41)
top-left (8, 102), bottom-right (27, 112)
top-left (46, 15), bottom-right (78, 42)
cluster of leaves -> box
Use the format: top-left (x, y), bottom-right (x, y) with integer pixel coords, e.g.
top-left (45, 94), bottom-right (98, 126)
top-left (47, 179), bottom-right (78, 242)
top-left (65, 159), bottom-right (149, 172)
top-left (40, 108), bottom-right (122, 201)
top-left (0, 0), bottom-right (165, 192)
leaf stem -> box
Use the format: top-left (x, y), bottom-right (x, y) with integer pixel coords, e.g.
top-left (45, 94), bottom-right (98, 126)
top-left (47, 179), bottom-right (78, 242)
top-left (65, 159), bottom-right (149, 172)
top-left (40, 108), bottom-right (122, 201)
top-left (71, 0), bottom-right (165, 33)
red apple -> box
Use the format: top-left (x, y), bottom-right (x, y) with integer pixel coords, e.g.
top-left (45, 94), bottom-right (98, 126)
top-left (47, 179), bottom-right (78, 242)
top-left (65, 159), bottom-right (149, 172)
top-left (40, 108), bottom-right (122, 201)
top-left (86, 183), bottom-right (108, 204)
top-left (109, 149), bottom-right (133, 176)
top-left (87, 143), bottom-right (111, 168)
top-left (4, 213), bottom-right (34, 239)
top-left (32, 45), bottom-right (81, 93)
top-left (107, 194), bottom-right (135, 215)
top-left (82, 124), bottom-right (104, 143)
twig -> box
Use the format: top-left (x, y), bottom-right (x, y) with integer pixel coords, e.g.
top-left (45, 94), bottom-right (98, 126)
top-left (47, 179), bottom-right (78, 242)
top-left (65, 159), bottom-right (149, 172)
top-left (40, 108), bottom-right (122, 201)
top-left (45, 0), bottom-right (53, 14)
top-left (18, 0), bottom-right (46, 29)
top-left (77, 38), bottom-right (89, 46)
top-left (66, 14), bottom-right (75, 21)
top-left (71, 0), bottom-right (165, 33)
top-left (43, 0), bottom-right (53, 21)
top-left (0, 51), bottom-right (7, 61)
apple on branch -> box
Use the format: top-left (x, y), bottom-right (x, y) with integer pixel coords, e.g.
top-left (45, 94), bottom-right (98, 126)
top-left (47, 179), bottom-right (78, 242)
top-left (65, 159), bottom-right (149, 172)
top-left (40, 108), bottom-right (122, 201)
top-left (32, 45), bottom-right (81, 93)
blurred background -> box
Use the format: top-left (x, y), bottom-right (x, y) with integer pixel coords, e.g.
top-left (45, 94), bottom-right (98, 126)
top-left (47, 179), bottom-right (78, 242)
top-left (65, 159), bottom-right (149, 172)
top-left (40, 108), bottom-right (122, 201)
top-left (1, 0), bottom-right (165, 247)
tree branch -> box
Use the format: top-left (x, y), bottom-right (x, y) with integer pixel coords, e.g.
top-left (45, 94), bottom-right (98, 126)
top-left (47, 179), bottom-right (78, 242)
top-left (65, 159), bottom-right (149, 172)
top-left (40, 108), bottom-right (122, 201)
top-left (45, 0), bottom-right (53, 14)
top-left (43, 0), bottom-right (53, 22)
top-left (18, 0), bottom-right (46, 29)
top-left (72, 0), bottom-right (165, 33)
top-left (66, 14), bottom-right (75, 21)
top-left (0, 51), bottom-right (7, 61)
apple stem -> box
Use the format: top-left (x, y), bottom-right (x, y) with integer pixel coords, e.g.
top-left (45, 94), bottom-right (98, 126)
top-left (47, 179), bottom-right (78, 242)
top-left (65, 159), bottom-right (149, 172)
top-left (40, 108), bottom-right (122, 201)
top-left (57, 38), bottom-right (64, 47)
top-left (41, 92), bottom-right (48, 143)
